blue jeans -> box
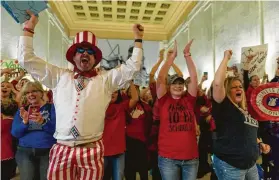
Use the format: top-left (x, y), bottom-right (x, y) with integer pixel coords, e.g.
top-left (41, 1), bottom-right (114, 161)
top-left (104, 153), bottom-right (125, 180)
top-left (15, 146), bottom-right (50, 180)
top-left (212, 155), bottom-right (259, 180)
top-left (158, 155), bottom-right (199, 180)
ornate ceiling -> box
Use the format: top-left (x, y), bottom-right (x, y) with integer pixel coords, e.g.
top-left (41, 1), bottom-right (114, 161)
top-left (49, 0), bottom-right (197, 41)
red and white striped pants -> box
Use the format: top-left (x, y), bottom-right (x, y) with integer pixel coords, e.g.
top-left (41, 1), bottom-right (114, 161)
top-left (47, 139), bottom-right (104, 180)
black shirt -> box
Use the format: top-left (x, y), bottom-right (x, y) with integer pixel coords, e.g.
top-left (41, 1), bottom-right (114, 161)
top-left (212, 97), bottom-right (259, 169)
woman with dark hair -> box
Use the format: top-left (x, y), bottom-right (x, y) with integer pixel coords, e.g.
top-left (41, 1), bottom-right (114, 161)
top-left (103, 81), bottom-right (138, 180)
top-left (11, 81), bottom-right (56, 180)
top-left (1, 99), bottom-right (18, 180)
top-left (212, 50), bottom-right (270, 180)
top-left (125, 85), bottom-right (153, 180)
top-left (1, 71), bottom-right (21, 180)
top-left (195, 76), bottom-right (215, 179)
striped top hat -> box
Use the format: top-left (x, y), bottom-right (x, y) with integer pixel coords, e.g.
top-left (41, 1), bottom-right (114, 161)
top-left (66, 31), bottom-right (102, 67)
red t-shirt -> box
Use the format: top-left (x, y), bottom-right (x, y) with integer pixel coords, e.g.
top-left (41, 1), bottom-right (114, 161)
top-left (103, 100), bottom-right (129, 156)
top-left (158, 93), bottom-right (198, 160)
top-left (246, 85), bottom-right (261, 120)
top-left (1, 117), bottom-right (14, 160)
top-left (126, 102), bottom-right (153, 143)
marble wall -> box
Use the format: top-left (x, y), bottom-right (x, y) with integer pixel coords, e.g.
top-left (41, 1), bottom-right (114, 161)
top-left (168, 1), bottom-right (279, 88)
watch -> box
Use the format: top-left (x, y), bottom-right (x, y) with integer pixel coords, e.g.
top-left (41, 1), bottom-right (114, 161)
top-left (135, 39), bottom-right (143, 43)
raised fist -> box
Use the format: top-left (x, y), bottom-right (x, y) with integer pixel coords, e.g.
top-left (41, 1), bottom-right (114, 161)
top-left (224, 50), bottom-right (233, 60)
top-left (133, 24), bottom-right (144, 39)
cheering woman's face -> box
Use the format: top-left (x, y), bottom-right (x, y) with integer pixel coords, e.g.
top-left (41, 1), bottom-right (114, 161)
top-left (229, 80), bottom-right (244, 104)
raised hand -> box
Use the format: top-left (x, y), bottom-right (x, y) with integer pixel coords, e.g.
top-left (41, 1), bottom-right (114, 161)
top-left (24, 10), bottom-right (39, 30)
top-left (159, 49), bottom-right (165, 60)
top-left (133, 24), bottom-right (144, 39)
top-left (224, 50), bottom-right (233, 60)
top-left (168, 40), bottom-right (177, 62)
top-left (183, 39), bottom-right (194, 55)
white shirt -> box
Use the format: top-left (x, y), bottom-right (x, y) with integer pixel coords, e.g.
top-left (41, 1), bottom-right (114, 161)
top-left (18, 36), bottom-right (142, 146)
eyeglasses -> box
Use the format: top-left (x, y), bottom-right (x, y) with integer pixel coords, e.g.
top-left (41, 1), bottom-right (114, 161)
top-left (25, 90), bottom-right (40, 95)
top-left (76, 47), bottom-right (95, 55)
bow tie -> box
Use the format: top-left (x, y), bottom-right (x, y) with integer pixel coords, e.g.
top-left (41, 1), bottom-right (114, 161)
top-left (73, 67), bottom-right (97, 79)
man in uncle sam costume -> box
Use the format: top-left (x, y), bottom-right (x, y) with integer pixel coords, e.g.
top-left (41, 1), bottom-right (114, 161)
top-left (18, 11), bottom-right (144, 179)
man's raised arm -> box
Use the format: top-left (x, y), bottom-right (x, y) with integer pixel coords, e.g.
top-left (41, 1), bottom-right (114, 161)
top-left (18, 10), bottom-right (66, 88)
top-left (107, 24), bottom-right (144, 91)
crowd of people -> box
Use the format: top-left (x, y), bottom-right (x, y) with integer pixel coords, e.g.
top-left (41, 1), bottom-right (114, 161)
top-left (1, 10), bottom-right (279, 180)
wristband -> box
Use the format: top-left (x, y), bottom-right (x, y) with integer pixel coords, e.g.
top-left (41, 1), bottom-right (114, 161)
top-left (135, 39), bottom-right (143, 43)
top-left (23, 27), bottom-right (34, 34)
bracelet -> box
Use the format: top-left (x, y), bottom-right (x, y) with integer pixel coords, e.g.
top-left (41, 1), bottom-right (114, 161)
top-left (23, 27), bottom-right (34, 34)
top-left (135, 39), bottom-right (143, 43)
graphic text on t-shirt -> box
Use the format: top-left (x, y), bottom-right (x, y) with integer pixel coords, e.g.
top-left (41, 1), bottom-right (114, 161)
top-left (168, 103), bottom-right (194, 132)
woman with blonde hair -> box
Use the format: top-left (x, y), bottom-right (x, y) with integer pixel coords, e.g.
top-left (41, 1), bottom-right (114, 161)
top-left (1, 69), bottom-right (20, 180)
top-left (11, 81), bottom-right (56, 180)
top-left (212, 50), bottom-right (270, 180)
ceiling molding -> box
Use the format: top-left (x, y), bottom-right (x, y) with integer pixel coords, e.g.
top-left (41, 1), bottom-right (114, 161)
top-left (49, 0), bottom-right (197, 41)
top-left (48, 1), bottom-right (70, 36)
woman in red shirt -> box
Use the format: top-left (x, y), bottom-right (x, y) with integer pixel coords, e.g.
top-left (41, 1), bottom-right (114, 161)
top-left (156, 40), bottom-right (199, 180)
top-left (1, 99), bottom-right (18, 180)
top-left (103, 82), bottom-right (138, 180)
top-left (125, 87), bottom-right (153, 180)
